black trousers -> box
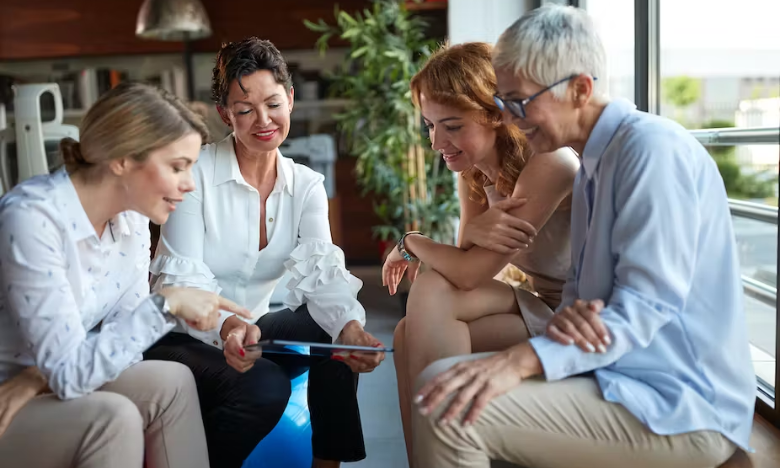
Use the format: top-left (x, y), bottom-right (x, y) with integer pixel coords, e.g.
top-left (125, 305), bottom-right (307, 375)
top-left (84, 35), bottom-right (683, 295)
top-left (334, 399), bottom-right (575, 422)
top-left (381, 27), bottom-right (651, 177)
top-left (144, 305), bottom-right (366, 468)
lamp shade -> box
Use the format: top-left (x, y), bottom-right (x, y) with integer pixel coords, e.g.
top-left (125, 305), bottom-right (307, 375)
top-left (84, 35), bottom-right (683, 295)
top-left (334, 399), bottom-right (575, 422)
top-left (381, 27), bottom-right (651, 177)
top-left (135, 0), bottom-right (212, 41)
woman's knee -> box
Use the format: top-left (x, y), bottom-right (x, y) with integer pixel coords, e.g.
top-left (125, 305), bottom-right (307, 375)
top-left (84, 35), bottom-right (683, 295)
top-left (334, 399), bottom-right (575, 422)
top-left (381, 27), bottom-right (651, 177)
top-left (414, 353), bottom-right (496, 394)
top-left (232, 359), bottom-right (292, 415)
top-left (88, 392), bottom-right (145, 441)
top-left (135, 360), bottom-right (199, 403)
top-left (393, 317), bottom-right (407, 352)
top-left (407, 270), bottom-right (456, 315)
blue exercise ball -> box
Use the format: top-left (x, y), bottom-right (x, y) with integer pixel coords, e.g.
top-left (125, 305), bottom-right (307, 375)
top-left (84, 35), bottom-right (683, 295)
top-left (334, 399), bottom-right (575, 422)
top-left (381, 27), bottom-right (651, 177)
top-left (242, 346), bottom-right (313, 468)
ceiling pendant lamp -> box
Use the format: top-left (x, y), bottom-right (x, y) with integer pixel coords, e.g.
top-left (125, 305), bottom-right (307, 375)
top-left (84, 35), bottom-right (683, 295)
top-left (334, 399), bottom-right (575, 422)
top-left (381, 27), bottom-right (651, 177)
top-left (135, 0), bottom-right (212, 41)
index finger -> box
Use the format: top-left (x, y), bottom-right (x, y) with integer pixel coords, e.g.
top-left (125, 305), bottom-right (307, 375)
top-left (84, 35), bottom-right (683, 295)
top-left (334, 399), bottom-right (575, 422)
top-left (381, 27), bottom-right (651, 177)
top-left (501, 214), bottom-right (538, 237)
top-left (218, 296), bottom-right (252, 318)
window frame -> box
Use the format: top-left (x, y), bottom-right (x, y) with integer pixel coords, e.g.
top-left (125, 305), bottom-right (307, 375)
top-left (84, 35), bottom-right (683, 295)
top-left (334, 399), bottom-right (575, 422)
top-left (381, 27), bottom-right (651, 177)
top-left (634, 0), bottom-right (780, 428)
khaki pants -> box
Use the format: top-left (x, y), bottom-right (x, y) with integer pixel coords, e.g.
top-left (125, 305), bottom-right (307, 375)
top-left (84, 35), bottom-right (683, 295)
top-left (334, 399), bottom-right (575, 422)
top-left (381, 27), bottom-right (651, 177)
top-left (413, 353), bottom-right (736, 468)
top-left (0, 360), bottom-right (208, 468)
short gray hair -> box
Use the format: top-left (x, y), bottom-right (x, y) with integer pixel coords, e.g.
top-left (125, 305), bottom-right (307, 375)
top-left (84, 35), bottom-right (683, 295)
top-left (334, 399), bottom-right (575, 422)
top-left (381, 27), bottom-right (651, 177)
top-left (493, 5), bottom-right (607, 99)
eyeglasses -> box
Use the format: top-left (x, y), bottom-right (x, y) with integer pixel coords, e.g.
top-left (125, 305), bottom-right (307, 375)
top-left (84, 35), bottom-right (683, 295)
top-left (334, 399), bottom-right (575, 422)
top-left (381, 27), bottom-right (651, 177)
top-left (493, 74), bottom-right (597, 119)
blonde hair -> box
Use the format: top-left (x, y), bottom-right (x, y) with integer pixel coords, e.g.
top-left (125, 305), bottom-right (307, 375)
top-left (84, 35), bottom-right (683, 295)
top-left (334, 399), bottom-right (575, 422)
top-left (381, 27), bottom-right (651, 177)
top-left (60, 82), bottom-right (209, 175)
top-left (410, 42), bottom-right (531, 204)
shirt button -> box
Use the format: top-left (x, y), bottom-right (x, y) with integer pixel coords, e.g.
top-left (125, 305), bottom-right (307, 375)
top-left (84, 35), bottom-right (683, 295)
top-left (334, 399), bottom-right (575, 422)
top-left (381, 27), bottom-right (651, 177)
top-left (268, 217), bottom-right (274, 223)
top-left (213, 340), bottom-right (219, 346)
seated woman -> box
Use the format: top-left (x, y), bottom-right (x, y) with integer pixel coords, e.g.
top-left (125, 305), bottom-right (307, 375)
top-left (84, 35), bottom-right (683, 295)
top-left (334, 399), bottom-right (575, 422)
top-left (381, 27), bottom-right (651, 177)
top-left (145, 37), bottom-right (384, 468)
top-left (384, 41), bottom-right (581, 465)
top-left (411, 5), bottom-right (755, 468)
top-left (0, 82), bottom-right (248, 468)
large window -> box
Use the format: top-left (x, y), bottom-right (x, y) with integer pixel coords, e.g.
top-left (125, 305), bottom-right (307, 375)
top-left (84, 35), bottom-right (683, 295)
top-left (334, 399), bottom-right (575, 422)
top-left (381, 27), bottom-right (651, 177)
top-left (654, 0), bottom-right (780, 423)
top-left (585, 0), bottom-right (635, 103)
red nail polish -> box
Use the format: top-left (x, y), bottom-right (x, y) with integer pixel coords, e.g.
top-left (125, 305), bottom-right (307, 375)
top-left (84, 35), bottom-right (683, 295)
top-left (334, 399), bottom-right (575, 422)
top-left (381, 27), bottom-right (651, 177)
top-left (239, 349), bottom-right (246, 357)
top-left (332, 355), bottom-right (345, 362)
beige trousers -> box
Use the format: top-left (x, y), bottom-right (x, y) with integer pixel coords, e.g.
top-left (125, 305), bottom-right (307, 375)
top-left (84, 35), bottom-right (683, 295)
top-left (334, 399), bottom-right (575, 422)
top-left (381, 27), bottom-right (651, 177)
top-left (413, 353), bottom-right (737, 468)
top-left (0, 360), bottom-right (209, 468)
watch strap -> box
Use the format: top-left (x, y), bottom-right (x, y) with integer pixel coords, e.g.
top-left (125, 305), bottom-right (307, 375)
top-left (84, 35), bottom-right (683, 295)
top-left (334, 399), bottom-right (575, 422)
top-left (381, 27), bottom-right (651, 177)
top-left (398, 231), bottom-right (423, 262)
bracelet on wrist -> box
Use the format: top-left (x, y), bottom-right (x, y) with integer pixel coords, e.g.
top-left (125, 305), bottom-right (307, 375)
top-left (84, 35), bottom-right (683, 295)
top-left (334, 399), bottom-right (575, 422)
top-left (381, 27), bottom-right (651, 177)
top-left (398, 231), bottom-right (423, 262)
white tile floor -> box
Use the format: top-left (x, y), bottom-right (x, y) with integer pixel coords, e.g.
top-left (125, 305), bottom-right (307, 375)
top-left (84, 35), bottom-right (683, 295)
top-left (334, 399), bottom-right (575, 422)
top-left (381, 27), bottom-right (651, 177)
top-left (347, 267), bottom-right (517, 468)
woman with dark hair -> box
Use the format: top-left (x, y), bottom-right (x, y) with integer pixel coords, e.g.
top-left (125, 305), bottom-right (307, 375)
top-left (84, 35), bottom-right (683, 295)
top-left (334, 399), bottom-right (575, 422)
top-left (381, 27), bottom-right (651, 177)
top-left (0, 82), bottom-right (249, 468)
top-left (145, 37), bottom-right (382, 468)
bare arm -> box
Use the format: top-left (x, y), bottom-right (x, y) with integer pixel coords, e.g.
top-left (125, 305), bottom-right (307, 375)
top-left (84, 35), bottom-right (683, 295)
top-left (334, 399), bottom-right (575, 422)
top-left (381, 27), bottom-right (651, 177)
top-left (406, 148), bottom-right (579, 291)
top-left (456, 176), bottom-right (488, 249)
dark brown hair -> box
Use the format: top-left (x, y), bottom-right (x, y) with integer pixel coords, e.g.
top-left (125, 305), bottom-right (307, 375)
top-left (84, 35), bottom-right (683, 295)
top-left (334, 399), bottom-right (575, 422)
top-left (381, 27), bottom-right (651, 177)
top-left (410, 42), bottom-right (531, 204)
top-left (60, 82), bottom-right (208, 175)
top-left (211, 37), bottom-right (292, 107)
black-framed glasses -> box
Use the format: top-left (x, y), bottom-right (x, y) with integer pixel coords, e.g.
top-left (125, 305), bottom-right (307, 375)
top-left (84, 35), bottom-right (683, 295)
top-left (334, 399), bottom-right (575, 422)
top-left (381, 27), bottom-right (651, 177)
top-left (493, 74), bottom-right (597, 119)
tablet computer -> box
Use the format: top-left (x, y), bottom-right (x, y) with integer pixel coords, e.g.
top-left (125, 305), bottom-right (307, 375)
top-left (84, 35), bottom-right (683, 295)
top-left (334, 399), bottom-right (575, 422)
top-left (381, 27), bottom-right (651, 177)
top-left (244, 339), bottom-right (394, 356)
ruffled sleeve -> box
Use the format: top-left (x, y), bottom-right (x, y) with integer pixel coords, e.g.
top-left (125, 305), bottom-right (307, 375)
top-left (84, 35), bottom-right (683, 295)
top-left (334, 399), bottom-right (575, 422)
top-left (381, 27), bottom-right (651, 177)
top-left (283, 240), bottom-right (365, 342)
top-left (149, 254), bottom-right (222, 294)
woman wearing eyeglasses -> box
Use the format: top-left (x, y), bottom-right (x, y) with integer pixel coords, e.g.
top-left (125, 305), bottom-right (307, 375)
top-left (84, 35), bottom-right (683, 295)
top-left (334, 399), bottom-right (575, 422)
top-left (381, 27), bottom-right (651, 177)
top-left (383, 41), bottom-right (590, 466)
top-left (409, 5), bottom-right (753, 468)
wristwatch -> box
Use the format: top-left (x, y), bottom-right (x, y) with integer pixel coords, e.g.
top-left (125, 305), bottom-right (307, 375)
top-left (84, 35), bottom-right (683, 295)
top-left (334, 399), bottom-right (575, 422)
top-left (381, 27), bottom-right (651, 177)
top-left (398, 231), bottom-right (423, 262)
top-left (151, 292), bottom-right (172, 316)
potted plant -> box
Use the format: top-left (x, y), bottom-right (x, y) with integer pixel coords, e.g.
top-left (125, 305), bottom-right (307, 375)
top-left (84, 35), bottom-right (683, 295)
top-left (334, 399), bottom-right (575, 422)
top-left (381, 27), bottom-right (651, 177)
top-left (305, 0), bottom-right (459, 307)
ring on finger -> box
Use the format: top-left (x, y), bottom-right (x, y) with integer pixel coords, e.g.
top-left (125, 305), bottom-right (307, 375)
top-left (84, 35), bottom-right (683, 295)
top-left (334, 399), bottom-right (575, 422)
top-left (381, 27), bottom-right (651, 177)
top-left (227, 331), bottom-right (241, 341)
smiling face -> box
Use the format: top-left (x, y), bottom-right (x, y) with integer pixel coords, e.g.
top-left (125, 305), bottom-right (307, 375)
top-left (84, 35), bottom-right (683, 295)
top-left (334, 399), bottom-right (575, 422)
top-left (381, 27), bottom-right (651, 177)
top-left (119, 132), bottom-right (201, 225)
top-left (219, 70), bottom-right (293, 154)
top-left (420, 93), bottom-right (498, 173)
top-left (494, 67), bottom-right (579, 155)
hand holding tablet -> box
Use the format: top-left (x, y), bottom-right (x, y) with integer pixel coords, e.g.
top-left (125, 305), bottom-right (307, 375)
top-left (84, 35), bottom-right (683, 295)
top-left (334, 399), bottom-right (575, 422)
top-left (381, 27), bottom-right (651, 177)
top-left (244, 339), bottom-right (394, 356)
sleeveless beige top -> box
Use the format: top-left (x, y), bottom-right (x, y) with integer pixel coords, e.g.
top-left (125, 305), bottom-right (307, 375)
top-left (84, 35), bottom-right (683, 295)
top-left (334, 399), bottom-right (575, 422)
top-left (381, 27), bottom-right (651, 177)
top-left (484, 185), bottom-right (572, 309)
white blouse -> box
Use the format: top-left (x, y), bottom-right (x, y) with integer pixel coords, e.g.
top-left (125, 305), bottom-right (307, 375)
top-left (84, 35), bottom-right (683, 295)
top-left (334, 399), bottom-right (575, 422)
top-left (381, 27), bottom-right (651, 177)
top-left (151, 135), bottom-right (364, 349)
top-left (0, 169), bottom-right (174, 400)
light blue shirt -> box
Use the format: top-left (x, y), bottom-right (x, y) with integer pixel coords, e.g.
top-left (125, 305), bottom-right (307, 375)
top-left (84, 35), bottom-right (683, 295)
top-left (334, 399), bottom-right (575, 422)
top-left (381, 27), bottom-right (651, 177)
top-left (529, 99), bottom-right (756, 450)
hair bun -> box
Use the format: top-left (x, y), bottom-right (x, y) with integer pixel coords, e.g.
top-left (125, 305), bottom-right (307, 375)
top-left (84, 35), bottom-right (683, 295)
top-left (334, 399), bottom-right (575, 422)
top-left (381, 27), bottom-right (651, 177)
top-left (60, 137), bottom-right (91, 170)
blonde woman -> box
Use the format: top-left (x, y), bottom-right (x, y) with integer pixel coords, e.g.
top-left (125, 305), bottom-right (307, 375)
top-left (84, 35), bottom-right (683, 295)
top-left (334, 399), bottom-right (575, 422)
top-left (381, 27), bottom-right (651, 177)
top-left (0, 82), bottom-right (249, 468)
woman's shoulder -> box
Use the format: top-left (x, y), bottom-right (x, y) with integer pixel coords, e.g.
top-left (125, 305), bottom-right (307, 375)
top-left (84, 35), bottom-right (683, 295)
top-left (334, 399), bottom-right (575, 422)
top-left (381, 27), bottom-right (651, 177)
top-left (0, 171), bottom-right (66, 223)
top-left (196, 135), bottom-right (231, 168)
top-left (280, 155), bottom-right (325, 192)
top-left (524, 147), bottom-right (580, 181)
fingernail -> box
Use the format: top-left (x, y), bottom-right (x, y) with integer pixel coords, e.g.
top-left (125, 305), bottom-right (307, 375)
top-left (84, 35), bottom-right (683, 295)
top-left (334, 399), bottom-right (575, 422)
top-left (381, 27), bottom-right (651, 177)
top-left (567, 339), bottom-right (575, 345)
top-left (332, 355), bottom-right (345, 362)
top-left (350, 353), bottom-right (359, 359)
top-left (413, 394), bottom-right (424, 404)
top-left (603, 335), bottom-right (611, 345)
top-left (589, 303), bottom-right (597, 311)
top-left (585, 343), bottom-right (596, 353)
top-left (239, 349), bottom-right (246, 357)
top-left (597, 344), bottom-right (607, 353)
top-left (438, 418), bottom-right (449, 427)
top-left (419, 407), bottom-right (429, 416)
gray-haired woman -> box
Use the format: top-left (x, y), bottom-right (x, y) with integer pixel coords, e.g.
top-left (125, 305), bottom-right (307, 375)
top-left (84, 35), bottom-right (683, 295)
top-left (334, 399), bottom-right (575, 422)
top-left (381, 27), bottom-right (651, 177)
top-left (410, 5), bottom-right (754, 468)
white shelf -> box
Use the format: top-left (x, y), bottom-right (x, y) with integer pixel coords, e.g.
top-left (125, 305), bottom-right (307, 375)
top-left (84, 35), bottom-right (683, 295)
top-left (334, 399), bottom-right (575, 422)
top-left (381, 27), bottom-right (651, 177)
top-left (294, 99), bottom-right (351, 109)
top-left (4, 108), bottom-right (86, 123)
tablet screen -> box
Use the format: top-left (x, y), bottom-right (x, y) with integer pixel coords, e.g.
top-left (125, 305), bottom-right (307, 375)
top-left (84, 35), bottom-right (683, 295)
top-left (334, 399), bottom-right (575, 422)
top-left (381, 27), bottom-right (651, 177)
top-left (244, 339), bottom-right (393, 356)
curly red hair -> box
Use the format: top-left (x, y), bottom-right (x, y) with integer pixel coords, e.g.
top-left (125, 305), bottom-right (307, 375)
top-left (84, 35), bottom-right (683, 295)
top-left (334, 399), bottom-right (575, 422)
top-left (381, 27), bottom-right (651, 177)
top-left (410, 42), bottom-right (531, 204)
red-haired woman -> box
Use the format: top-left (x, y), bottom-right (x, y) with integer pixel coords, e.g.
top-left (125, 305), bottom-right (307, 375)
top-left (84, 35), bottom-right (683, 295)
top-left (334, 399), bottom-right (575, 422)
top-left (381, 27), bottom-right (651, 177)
top-left (383, 42), bottom-right (582, 464)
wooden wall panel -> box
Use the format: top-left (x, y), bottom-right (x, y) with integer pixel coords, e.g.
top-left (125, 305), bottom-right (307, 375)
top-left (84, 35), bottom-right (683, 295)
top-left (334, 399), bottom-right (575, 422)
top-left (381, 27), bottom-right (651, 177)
top-left (335, 157), bottom-right (384, 264)
top-left (0, 0), bottom-right (372, 60)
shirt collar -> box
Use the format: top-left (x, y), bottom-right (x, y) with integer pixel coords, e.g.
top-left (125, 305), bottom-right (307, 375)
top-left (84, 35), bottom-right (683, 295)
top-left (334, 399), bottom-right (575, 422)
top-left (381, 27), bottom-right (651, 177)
top-left (580, 98), bottom-right (636, 179)
top-left (54, 168), bottom-right (132, 243)
top-left (213, 134), bottom-right (294, 196)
